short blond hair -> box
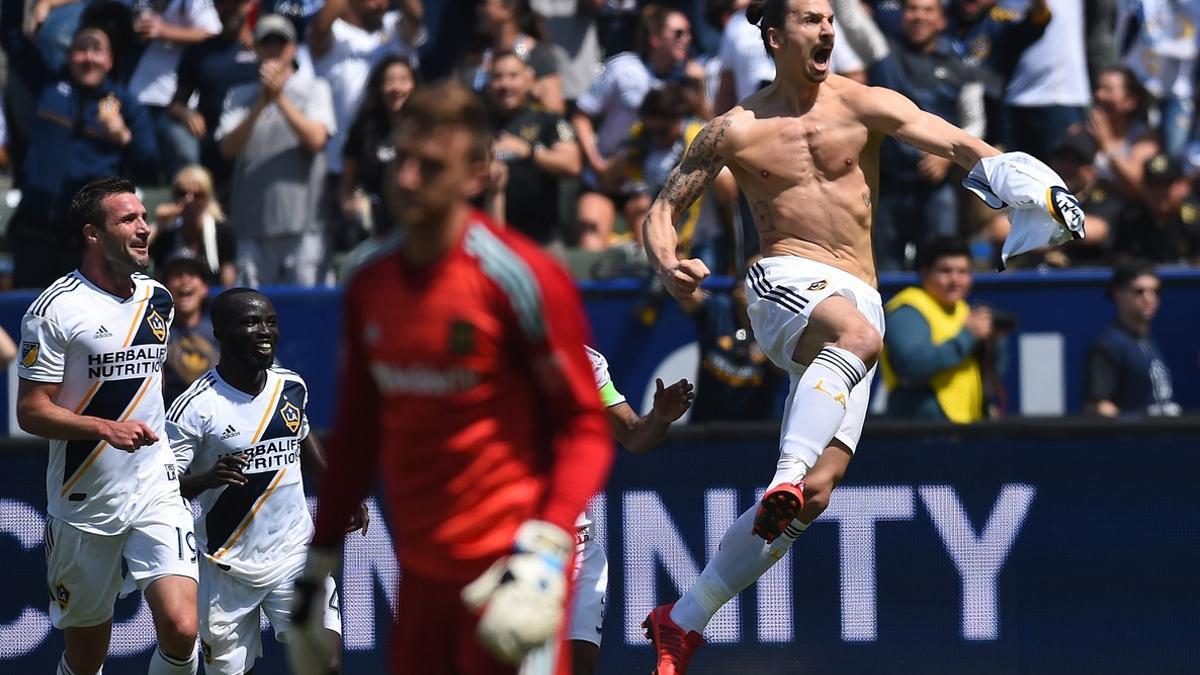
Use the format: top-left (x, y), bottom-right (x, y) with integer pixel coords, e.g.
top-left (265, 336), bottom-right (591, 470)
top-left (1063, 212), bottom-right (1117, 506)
top-left (172, 165), bottom-right (225, 223)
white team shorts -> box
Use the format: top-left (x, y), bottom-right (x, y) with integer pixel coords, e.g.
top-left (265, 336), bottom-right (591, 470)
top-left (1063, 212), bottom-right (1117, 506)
top-left (745, 256), bottom-right (885, 453)
top-left (198, 551), bottom-right (341, 675)
top-left (45, 490), bottom-right (198, 629)
top-left (566, 531), bottom-right (609, 646)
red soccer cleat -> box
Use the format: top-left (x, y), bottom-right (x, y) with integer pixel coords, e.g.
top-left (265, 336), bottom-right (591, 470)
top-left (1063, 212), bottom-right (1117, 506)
top-left (643, 603), bottom-right (704, 674)
top-left (752, 482), bottom-right (806, 543)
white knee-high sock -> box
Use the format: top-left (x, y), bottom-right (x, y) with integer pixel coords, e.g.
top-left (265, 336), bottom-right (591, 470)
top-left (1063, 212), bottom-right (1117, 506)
top-left (668, 506), bottom-right (809, 634)
top-left (148, 645), bottom-right (197, 675)
top-left (770, 346), bottom-right (867, 489)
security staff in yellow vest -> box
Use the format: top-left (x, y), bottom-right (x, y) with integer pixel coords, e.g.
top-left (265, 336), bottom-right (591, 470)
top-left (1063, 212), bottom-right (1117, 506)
top-left (880, 237), bottom-right (1002, 422)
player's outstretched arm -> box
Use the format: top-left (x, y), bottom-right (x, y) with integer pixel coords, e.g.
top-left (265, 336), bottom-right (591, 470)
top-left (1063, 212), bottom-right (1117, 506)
top-left (643, 114), bottom-right (734, 300)
top-left (16, 379), bottom-right (158, 451)
top-left (856, 85), bottom-right (999, 172)
top-left (606, 378), bottom-right (695, 454)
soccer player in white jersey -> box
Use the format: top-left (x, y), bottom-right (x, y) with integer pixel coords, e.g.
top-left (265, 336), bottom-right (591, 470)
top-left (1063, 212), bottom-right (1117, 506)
top-left (166, 288), bottom-right (369, 675)
top-left (16, 177), bottom-right (201, 675)
top-left (561, 346), bottom-right (693, 675)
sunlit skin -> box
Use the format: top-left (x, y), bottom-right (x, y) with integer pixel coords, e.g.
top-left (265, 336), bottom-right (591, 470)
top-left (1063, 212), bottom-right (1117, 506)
top-left (1093, 70), bottom-right (1139, 119)
top-left (350, 0), bottom-right (388, 32)
top-left (68, 28), bottom-right (113, 89)
top-left (488, 54), bottom-right (534, 115)
top-left (1114, 274), bottom-right (1160, 336)
top-left (901, 0), bottom-right (945, 51)
top-left (164, 267), bottom-right (208, 327)
top-left (381, 62), bottom-right (415, 114)
top-left (383, 121), bottom-right (488, 236)
top-left (88, 193), bottom-right (153, 280)
top-left (920, 254), bottom-right (973, 308)
top-left (655, 11), bottom-right (693, 65)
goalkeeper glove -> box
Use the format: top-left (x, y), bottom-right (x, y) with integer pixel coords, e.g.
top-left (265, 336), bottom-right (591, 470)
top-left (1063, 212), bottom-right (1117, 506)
top-left (461, 520), bottom-right (574, 664)
top-left (287, 547), bottom-right (339, 675)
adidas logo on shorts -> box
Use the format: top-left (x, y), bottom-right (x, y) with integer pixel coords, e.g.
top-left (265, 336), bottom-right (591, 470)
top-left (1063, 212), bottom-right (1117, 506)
top-left (220, 425), bottom-right (240, 440)
top-left (93, 325), bottom-right (112, 339)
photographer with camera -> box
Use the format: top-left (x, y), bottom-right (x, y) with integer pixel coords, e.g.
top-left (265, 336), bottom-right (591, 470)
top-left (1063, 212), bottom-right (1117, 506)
top-left (880, 237), bottom-right (1010, 422)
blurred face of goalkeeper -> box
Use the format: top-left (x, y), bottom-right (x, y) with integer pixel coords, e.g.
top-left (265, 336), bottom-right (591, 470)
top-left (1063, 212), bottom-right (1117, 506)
top-left (384, 118), bottom-right (489, 231)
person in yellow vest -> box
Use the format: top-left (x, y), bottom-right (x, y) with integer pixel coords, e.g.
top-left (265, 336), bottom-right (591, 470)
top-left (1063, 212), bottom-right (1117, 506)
top-left (880, 237), bottom-right (1005, 422)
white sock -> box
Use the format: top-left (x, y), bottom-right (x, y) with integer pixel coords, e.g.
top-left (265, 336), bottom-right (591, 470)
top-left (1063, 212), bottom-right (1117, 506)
top-left (770, 346), bottom-right (867, 489)
top-left (669, 506), bottom-right (808, 634)
top-left (148, 645), bottom-right (197, 675)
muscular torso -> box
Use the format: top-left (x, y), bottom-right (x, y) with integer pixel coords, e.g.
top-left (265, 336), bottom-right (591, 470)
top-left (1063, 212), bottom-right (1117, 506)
top-left (726, 76), bottom-right (881, 285)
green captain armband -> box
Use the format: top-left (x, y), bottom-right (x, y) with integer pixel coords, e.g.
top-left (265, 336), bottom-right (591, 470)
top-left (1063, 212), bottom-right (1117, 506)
top-left (598, 381), bottom-right (625, 408)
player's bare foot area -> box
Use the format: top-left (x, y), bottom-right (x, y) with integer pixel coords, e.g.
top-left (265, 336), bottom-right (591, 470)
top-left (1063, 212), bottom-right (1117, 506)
top-left (643, 603), bottom-right (703, 674)
top-left (753, 482), bottom-right (806, 543)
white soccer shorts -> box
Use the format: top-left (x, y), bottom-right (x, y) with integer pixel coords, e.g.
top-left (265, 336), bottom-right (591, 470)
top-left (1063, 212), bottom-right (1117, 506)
top-left (46, 491), bottom-right (198, 629)
top-left (567, 534), bottom-right (608, 646)
top-left (198, 552), bottom-right (341, 675)
top-left (745, 256), bottom-right (885, 453)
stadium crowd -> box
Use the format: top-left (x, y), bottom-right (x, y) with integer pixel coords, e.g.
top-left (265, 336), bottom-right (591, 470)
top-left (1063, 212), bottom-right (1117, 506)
top-left (1, 0), bottom-right (1199, 287)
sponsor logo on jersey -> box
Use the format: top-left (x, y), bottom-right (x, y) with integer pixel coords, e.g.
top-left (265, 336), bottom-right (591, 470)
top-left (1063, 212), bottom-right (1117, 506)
top-left (86, 345), bottom-right (168, 379)
top-left (448, 319), bottom-right (475, 356)
top-left (55, 583), bottom-right (70, 610)
top-left (20, 342), bottom-right (39, 368)
top-left (220, 425), bottom-right (240, 440)
top-left (93, 325), bottom-right (112, 339)
top-left (370, 363), bottom-right (481, 395)
top-left (280, 400), bottom-right (302, 434)
top-left (146, 308), bottom-right (168, 342)
top-left (808, 279), bottom-right (828, 291)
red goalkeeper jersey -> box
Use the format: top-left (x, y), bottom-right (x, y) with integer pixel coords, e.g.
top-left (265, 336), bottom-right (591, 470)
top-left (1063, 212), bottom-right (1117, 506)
top-left (312, 211), bottom-right (613, 581)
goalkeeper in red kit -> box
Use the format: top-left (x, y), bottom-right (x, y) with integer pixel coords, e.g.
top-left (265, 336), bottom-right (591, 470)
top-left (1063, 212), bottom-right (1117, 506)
top-left (286, 81), bottom-right (614, 675)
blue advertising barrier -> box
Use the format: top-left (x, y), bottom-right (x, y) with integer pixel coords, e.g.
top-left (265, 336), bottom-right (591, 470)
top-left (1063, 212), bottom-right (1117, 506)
top-left (2, 268), bottom-right (1199, 435)
top-left (1, 420), bottom-right (1198, 673)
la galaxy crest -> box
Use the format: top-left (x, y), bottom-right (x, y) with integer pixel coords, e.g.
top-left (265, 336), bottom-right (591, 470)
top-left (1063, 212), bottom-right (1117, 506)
top-left (146, 307), bottom-right (167, 342)
top-left (279, 399), bottom-right (302, 434)
top-left (20, 342), bottom-right (39, 368)
top-left (55, 583), bottom-right (70, 610)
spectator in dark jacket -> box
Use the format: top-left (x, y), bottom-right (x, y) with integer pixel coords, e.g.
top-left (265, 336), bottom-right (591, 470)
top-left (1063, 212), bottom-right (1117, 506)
top-left (1084, 263), bottom-right (1180, 417)
top-left (2, 21), bottom-right (157, 288)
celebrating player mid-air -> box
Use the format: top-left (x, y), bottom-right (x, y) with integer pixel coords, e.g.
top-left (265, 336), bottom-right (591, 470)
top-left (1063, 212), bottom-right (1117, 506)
top-left (286, 81), bottom-right (614, 675)
top-left (167, 288), bottom-right (368, 674)
top-left (17, 177), bottom-right (201, 675)
top-left (640, 0), bottom-right (1082, 672)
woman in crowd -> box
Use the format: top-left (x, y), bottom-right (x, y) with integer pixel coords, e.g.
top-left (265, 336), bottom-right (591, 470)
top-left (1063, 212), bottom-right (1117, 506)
top-left (152, 165), bottom-right (237, 286)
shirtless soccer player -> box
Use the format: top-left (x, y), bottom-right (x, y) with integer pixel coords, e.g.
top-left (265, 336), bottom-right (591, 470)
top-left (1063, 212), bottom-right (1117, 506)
top-left (639, 0), bottom-right (1082, 672)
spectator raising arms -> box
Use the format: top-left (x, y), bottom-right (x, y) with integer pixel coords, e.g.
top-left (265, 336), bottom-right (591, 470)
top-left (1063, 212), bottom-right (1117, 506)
top-left (340, 56), bottom-right (416, 243)
top-left (487, 50), bottom-right (581, 248)
top-left (0, 21), bottom-right (157, 289)
top-left (217, 14), bottom-right (336, 287)
top-left (1088, 66), bottom-right (1159, 200)
top-left (573, 4), bottom-right (706, 251)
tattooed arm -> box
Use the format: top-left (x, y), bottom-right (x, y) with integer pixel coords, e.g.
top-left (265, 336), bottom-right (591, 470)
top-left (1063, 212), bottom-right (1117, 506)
top-left (643, 115), bottom-right (734, 301)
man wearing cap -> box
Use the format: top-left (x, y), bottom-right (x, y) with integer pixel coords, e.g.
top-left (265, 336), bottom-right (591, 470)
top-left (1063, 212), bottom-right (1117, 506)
top-left (216, 14), bottom-right (336, 287)
top-left (1044, 128), bottom-right (1129, 266)
top-left (159, 251), bottom-right (219, 406)
top-left (1112, 152), bottom-right (1200, 264)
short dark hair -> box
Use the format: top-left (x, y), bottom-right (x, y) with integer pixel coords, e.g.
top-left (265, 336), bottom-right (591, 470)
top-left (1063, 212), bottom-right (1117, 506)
top-left (211, 287), bottom-right (267, 333)
top-left (69, 176), bottom-right (136, 233)
top-left (916, 236), bottom-right (972, 272)
top-left (640, 84), bottom-right (696, 120)
top-left (399, 81), bottom-right (492, 163)
top-left (747, 0), bottom-right (789, 61)
top-left (1099, 65), bottom-right (1150, 122)
top-left (1108, 261), bottom-right (1158, 297)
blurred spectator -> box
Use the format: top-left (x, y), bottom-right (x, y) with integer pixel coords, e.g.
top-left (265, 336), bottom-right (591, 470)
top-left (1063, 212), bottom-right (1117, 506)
top-left (678, 257), bottom-right (783, 422)
top-left (1084, 0), bottom-right (1119, 84)
top-left (1045, 128), bottom-right (1123, 265)
top-left (1084, 262), bottom-right (1180, 417)
top-left (158, 249), bottom-right (218, 406)
top-left (216, 14), bottom-right (335, 287)
top-left (309, 0), bottom-right (423, 250)
top-left (1004, 0), bottom-right (1090, 161)
top-left (530, 0), bottom-right (602, 105)
top-left (710, 0), bottom-right (774, 114)
top-left (835, 0), bottom-right (985, 270)
top-left (1112, 152), bottom-right (1200, 264)
top-left (169, 0), bottom-right (258, 200)
top-left (574, 4), bottom-right (705, 251)
top-left (126, 0), bottom-right (221, 178)
top-left (340, 55), bottom-right (415, 243)
top-left (0, 326), bottom-right (14, 368)
top-left (487, 50), bottom-right (581, 247)
top-left (2, 24), bottom-right (157, 289)
top-left (463, 0), bottom-right (564, 114)
top-left (596, 0), bottom-right (639, 55)
top-left (1087, 65), bottom-right (1159, 199)
top-left (1116, 1), bottom-right (1200, 158)
top-left (0, 99), bottom-right (8, 169)
top-left (256, 0), bottom-right (324, 36)
top-left (602, 85), bottom-right (737, 266)
top-left (881, 237), bottom-right (1007, 422)
top-left (151, 165), bottom-right (238, 286)
top-left (945, 0), bottom-right (1049, 146)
